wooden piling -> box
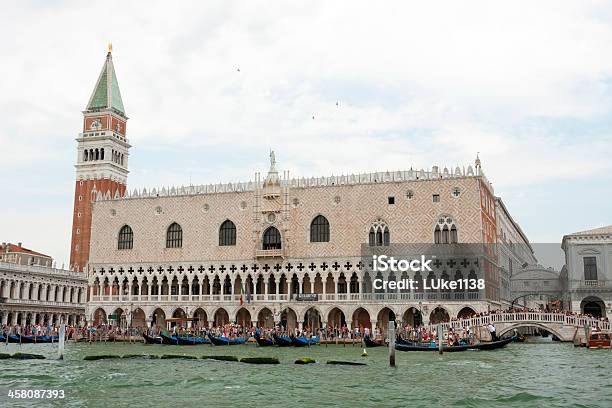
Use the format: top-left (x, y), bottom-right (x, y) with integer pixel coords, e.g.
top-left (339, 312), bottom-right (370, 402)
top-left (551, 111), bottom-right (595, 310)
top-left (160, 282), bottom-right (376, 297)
top-left (58, 324), bottom-right (66, 360)
top-left (437, 324), bottom-right (443, 355)
top-left (388, 321), bottom-right (396, 367)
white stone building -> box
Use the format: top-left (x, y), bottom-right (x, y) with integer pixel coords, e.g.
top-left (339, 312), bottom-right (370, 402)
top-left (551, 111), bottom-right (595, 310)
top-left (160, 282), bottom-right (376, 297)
top-left (562, 225), bottom-right (612, 317)
top-left (77, 49), bottom-right (534, 331)
top-left (0, 261), bottom-right (87, 326)
top-left (494, 198), bottom-right (538, 305)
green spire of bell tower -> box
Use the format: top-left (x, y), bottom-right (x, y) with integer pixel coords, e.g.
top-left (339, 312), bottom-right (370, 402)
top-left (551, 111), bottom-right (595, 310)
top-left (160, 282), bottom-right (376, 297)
top-left (86, 44), bottom-right (126, 116)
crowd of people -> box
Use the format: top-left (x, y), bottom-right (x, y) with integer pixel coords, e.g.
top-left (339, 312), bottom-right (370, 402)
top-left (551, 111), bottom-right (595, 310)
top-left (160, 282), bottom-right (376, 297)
top-left (2, 307), bottom-right (607, 343)
top-left (1, 323), bottom-right (82, 339)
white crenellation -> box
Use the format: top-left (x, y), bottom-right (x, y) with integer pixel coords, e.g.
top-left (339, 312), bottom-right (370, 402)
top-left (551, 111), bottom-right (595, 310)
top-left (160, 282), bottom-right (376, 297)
top-left (95, 165), bottom-right (490, 202)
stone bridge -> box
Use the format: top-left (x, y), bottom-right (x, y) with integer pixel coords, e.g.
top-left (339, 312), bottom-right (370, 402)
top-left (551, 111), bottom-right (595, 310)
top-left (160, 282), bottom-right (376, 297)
top-left (428, 312), bottom-right (610, 342)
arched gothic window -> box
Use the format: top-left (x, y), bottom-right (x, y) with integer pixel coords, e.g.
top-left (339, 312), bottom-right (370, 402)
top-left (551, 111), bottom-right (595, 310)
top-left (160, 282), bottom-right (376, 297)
top-left (100, 148), bottom-right (104, 160)
top-left (166, 222), bottom-right (183, 248)
top-left (310, 215), bottom-right (330, 242)
top-left (117, 225), bottom-right (133, 250)
top-left (263, 226), bottom-right (282, 250)
top-left (219, 220), bottom-right (237, 246)
top-left (434, 216), bottom-right (458, 244)
top-left (84, 150), bottom-right (88, 161)
top-left (368, 219), bottom-right (390, 246)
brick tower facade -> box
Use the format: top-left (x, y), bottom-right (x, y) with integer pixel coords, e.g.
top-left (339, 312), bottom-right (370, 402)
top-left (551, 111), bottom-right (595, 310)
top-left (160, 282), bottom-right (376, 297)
top-left (69, 45), bottom-right (130, 272)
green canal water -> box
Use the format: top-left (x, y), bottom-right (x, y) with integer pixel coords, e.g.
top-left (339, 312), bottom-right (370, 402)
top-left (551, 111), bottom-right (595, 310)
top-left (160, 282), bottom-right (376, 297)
top-left (0, 341), bottom-right (610, 408)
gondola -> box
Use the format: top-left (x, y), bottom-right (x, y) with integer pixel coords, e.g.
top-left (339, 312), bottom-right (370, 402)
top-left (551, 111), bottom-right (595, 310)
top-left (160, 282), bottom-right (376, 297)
top-left (176, 336), bottom-right (211, 345)
top-left (8, 335), bottom-right (21, 343)
top-left (272, 333), bottom-right (293, 347)
top-left (254, 333), bottom-right (274, 347)
top-left (6, 334), bottom-right (59, 344)
top-left (395, 337), bottom-right (416, 346)
top-left (143, 333), bottom-right (163, 344)
top-left (290, 335), bottom-right (320, 347)
top-left (363, 336), bottom-right (385, 347)
top-left (208, 335), bottom-right (246, 346)
top-left (160, 333), bottom-right (180, 345)
top-left (160, 333), bottom-right (210, 345)
top-left (395, 336), bottom-right (514, 352)
top-left (32, 335), bottom-right (59, 343)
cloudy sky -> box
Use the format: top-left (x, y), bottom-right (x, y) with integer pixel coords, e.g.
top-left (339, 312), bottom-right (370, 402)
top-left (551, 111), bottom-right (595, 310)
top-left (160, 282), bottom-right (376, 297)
top-left (0, 1), bottom-right (610, 267)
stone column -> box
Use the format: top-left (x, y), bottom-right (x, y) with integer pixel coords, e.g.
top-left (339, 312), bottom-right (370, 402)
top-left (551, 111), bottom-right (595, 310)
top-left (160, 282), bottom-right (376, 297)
top-left (208, 320), bottom-right (214, 329)
top-left (371, 319), bottom-right (378, 332)
top-left (1, 312), bottom-right (8, 325)
top-left (310, 280), bottom-right (314, 294)
top-left (322, 277), bottom-right (327, 297)
top-left (264, 281), bottom-right (269, 300)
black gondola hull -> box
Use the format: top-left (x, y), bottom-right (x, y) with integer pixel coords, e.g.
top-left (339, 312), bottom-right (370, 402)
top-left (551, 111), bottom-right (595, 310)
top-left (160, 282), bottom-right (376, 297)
top-left (143, 333), bottom-right (163, 344)
top-left (272, 334), bottom-right (293, 347)
top-left (395, 337), bottom-right (514, 352)
top-left (364, 336), bottom-right (385, 347)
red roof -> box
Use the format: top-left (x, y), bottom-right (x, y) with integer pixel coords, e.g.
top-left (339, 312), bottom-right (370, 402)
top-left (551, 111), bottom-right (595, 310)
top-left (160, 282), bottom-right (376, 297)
top-left (0, 243), bottom-right (52, 259)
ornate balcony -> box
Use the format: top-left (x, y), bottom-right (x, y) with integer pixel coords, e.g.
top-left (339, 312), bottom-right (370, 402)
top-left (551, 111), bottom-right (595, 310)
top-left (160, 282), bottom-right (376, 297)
top-left (572, 280), bottom-right (611, 292)
top-left (255, 248), bottom-right (285, 258)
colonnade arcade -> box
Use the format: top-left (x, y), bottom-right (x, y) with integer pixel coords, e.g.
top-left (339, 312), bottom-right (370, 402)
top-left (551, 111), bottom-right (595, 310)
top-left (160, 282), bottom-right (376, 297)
top-left (0, 310), bottom-right (84, 326)
top-left (89, 303), bottom-right (480, 332)
top-left (0, 278), bottom-right (85, 304)
top-left (88, 258), bottom-right (482, 303)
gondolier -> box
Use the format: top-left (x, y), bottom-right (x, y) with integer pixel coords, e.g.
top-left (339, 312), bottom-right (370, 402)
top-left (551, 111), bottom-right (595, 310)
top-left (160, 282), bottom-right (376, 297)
top-left (487, 323), bottom-right (498, 341)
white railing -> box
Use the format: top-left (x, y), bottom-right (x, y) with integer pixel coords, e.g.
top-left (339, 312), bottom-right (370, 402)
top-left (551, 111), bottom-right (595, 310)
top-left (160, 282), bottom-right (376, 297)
top-left (576, 280), bottom-right (609, 288)
top-left (427, 312), bottom-right (611, 332)
top-left (255, 249), bottom-right (285, 258)
top-left (2, 298), bottom-right (84, 308)
top-left (88, 290), bottom-right (483, 303)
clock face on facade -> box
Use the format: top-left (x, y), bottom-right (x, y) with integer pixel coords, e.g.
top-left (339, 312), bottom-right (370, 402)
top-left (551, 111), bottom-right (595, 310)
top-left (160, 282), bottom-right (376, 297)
top-left (267, 213), bottom-right (276, 223)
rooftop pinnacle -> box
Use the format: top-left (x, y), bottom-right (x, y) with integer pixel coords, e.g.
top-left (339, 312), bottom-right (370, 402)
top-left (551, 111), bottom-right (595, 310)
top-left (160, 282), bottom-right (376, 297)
top-left (85, 46), bottom-right (125, 116)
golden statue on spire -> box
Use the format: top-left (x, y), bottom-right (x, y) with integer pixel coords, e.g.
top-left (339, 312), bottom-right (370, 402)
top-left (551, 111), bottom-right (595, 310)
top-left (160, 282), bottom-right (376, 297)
top-left (107, 43), bottom-right (113, 53)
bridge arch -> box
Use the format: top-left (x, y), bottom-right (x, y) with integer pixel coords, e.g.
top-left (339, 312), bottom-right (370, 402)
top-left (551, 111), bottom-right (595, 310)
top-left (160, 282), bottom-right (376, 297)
top-left (497, 323), bottom-right (565, 340)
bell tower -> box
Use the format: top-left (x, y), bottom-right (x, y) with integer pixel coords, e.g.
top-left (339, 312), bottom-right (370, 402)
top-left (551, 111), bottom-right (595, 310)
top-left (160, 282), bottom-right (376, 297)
top-left (69, 45), bottom-right (130, 272)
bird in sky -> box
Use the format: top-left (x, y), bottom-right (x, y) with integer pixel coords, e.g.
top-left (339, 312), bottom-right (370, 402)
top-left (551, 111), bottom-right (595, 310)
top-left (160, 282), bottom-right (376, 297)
top-left (237, 68), bottom-right (241, 72)
top-left (336, 101), bottom-right (339, 107)
top-left (312, 115), bottom-right (315, 120)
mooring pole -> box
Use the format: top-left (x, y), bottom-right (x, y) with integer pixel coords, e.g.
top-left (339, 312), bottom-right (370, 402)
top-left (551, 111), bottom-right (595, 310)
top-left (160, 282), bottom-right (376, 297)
top-left (388, 320), bottom-right (396, 367)
top-left (437, 324), bottom-right (443, 355)
top-left (58, 323), bottom-right (66, 360)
